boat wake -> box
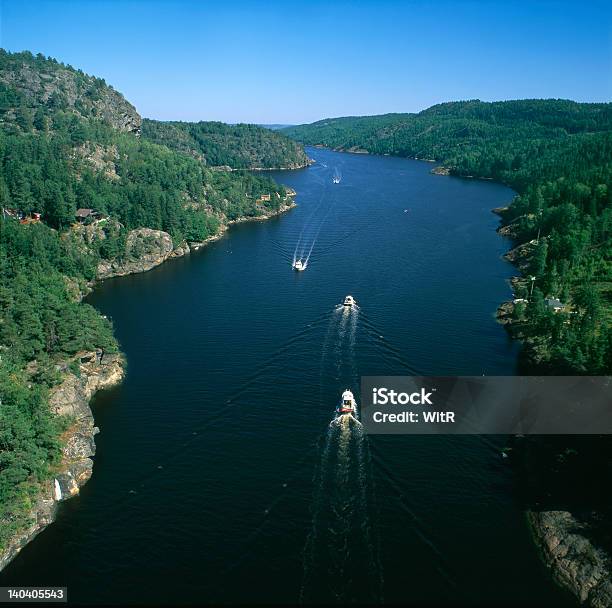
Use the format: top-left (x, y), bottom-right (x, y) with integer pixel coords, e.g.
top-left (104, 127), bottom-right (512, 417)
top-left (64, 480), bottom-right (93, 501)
top-left (291, 167), bottom-right (341, 270)
top-left (331, 303), bottom-right (358, 384)
top-left (301, 303), bottom-right (383, 604)
top-left (301, 414), bottom-right (382, 603)
top-left (292, 203), bottom-right (334, 270)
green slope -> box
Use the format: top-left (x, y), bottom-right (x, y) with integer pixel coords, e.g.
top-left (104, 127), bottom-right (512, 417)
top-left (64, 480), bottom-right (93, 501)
top-left (142, 119), bottom-right (310, 170)
top-left (283, 100), bottom-right (612, 373)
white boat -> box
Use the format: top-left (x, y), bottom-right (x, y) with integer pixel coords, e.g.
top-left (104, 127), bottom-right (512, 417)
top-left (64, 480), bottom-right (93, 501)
top-left (336, 389), bottom-right (357, 415)
top-left (293, 259), bottom-right (305, 271)
top-left (332, 176), bottom-right (340, 184)
top-left (343, 295), bottom-right (355, 307)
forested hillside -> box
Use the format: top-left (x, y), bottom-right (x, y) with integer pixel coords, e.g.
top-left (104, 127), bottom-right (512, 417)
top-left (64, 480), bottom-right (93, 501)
top-left (0, 49), bottom-right (295, 550)
top-left (142, 119), bottom-right (310, 169)
top-left (0, 49), bottom-right (141, 134)
top-left (283, 100), bottom-right (612, 373)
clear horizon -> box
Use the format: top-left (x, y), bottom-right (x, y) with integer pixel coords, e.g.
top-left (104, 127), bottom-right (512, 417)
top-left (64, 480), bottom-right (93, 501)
top-left (1, 0), bottom-right (610, 124)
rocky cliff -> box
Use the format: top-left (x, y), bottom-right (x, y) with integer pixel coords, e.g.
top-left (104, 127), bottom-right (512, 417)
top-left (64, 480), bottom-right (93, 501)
top-left (96, 227), bottom-right (186, 280)
top-left (0, 350), bottom-right (124, 571)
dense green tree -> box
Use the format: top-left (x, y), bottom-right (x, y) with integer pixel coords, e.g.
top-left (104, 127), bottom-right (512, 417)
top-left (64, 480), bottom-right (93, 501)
top-left (142, 119), bottom-right (310, 170)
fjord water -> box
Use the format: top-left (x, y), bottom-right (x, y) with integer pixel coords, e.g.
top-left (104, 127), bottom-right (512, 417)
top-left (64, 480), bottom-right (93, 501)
top-left (1, 148), bottom-right (572, 605)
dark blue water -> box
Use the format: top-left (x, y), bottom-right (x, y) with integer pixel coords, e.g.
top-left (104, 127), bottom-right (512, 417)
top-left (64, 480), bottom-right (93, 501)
top-left (1, 148), bottom-right (573, 605)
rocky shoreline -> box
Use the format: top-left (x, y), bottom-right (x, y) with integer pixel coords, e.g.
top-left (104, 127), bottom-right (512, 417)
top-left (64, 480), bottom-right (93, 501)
top-left (95, 201), bottom-right (296, 281)
top-left (0, 199), bottom-right (297, 573)
top-left (0, 350), bottom-right (124, 572)
top-left (491, 209), bottom-right (612, 607)
top-left (211, 160), bottom-right (314, 172)
top-left (528, 511), bottom-right (612, 607)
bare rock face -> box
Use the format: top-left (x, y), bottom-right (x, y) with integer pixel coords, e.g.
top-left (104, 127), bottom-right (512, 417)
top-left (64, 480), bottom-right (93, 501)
top-left (529, 511), bottom-right (612, 607)
top-left (497, 222), bottom-right (521, 238)
top-left (97, 228), bottom-right (180, 279)
top-left (62, 431), bottom-right (96, 461)
top-left (50, 350), bottom-right (124, 497)
top-left (431, 165), bottom-right (451, 176)
top-left (0, 351), bottom-right (124, 572)
top-left (54, 472), bottom-right (80, 499)
top-left (73, 143), bottom-right (120, 180)
top-left (171, 241), bottom-right (191, 258)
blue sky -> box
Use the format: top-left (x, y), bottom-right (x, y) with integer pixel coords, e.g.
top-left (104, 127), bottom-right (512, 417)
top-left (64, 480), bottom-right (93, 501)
top-left (1, 0), bottom-right (610, 123)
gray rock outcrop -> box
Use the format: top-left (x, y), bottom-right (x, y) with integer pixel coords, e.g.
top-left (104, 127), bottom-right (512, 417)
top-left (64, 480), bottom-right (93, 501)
top-left (97, 228), bottom-right (179, 279)
top-left (0, 351), bottom-right (124, 572)
top-left (529, 511), bottom-right (612, 607)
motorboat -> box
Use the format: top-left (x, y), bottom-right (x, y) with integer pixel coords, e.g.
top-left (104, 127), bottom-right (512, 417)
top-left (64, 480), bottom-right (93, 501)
top-left (337, 389), bottom-right (357, 415)
top-left (332, 176), bottom-right (341, 184)
top-left (343, 295), bottom-right (355, 307)
top-left (293, 259), bottom-right (305, 271)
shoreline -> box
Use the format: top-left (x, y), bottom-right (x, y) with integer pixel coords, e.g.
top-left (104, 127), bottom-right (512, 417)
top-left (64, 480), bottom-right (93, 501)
top-left (309, 145), bottom-right (496, 182)
top-left (0, 199), bottom-right (297, 573)
top-left (210, 159), bottom-right (314, 172)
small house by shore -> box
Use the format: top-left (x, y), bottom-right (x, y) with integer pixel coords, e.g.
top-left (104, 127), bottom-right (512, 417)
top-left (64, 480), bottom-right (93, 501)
top-left (3, 208), bottom-right (41, 224)
top-left (545, 298), bottom-right (564, 312)
top-left (75, 208), bottom-right (105, 224)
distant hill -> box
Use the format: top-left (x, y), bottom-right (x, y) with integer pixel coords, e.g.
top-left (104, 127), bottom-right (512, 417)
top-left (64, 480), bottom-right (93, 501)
top-left (282, 100), bottom-right (612, 185)
top-left (258, 124), bottom-right (295, 131)
top-left (283, 100), bottom-right (612, 375)
top-left (142, 119), bottom-right (310, 170)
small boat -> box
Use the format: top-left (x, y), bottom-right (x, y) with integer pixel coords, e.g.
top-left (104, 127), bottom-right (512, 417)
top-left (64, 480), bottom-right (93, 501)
top-left (332, 176), bottom-right (340, 184)
top-left (293, 259), bottom-right (305, 271)
top-left (343, 295), bottom-right (355, 307)
top-left (337, 389), bottom-right (357, 415)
